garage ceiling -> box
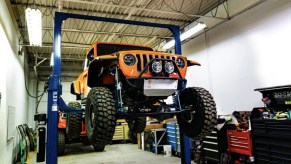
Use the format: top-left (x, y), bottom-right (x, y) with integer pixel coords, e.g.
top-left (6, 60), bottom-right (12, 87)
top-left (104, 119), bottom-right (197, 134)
top-left (7, 0), bottom-right (265, 81)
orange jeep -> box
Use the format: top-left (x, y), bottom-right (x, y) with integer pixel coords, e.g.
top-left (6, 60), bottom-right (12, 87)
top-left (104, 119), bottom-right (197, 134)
top-left (70, 42), bottom-right (217, 151)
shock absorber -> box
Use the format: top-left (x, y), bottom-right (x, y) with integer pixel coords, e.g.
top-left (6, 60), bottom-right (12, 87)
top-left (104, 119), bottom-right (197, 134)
top-left (114, 67), bottom-right (124, 113)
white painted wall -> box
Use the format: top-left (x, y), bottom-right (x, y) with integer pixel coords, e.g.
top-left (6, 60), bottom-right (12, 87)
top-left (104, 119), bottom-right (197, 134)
top-left (0, 1), bottom-right (36, 163)
top-left (27, 71), bottom-right (38, 128)
top-left (0, 23), bottom-right (8, 163)
top-left (183, 0), bottom-right (291, 115)
top-left (37, 81), bottom-right (78, 115)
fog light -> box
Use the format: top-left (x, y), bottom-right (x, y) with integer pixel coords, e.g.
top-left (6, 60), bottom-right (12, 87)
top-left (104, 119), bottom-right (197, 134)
top-left (165, 62), bottom-right (174, 74)
top-left (151, 61), bottom-right (162, 73)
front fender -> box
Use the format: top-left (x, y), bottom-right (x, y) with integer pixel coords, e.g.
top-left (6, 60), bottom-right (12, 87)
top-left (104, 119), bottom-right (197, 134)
top-left (87, 57), bottom-right (117, 88)
top-left (187, 60), bottom-right (201, 67)
top-left (71, 81), bottom-right (81, 95)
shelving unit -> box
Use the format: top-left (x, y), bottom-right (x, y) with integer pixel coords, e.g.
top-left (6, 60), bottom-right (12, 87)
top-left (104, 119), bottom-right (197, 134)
top-left (142, 128), bottom-right (167, 154)
top-left (152, 128), bottom-right (167, 154)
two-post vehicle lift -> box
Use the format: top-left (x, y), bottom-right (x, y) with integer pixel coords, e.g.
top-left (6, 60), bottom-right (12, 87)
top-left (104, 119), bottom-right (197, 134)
top-left (46, 11), bottom-right (191, 164)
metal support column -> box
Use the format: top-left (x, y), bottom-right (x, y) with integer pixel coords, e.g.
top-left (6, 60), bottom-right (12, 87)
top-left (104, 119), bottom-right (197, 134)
top-left (48, 12), bottom-right (191, 164)
top-left (46, 13), bottom-right (64, 164)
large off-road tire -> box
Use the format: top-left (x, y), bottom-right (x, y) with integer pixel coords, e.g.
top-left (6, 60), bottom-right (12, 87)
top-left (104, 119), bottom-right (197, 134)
top-left (23, 124), bottom-right (35, 151)
top-left (58, 130), bottom-right (65, 156)
top-left (85, 87), bottom-right (116, 152)
top-left (66, 102), bottom-right (82, 139)
top-left (177, 87), bottom-right (217, 138)
top-left (127, 117), bottom-right (146, 133)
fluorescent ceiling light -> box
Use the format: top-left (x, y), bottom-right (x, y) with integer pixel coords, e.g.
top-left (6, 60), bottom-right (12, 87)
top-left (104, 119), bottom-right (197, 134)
top-left (25, 8), bottom-right (42, 46)
top-left (50, 52), bottom-right (54, 66)
top-left (163, 22), bottom-right (206, 49)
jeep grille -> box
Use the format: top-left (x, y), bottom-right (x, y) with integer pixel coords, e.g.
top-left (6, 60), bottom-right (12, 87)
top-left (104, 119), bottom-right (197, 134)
top-left (135, 54), bottom-right (176, 73)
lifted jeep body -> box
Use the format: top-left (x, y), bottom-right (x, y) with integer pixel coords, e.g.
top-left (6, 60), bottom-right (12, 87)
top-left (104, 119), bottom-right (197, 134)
top-left (69, 42), bottom-right (217, 151)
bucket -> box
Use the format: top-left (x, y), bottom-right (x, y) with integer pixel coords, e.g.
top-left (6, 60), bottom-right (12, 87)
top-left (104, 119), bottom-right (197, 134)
top-left (163, 145), bottom-right (172, 157)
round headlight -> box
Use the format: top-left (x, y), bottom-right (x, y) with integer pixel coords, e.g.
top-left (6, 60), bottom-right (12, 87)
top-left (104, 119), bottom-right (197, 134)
top-left (123, 54), bottom-right (136, 66)
top-left (164, 62), bottom-right (175, 74)
top-left (176, 58), bottom-right (185, 68)
top-left (151, 61), bottom-right (162, 73)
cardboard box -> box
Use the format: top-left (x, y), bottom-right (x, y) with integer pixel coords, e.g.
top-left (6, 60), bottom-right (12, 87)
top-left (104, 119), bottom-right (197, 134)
top-left (162, 118), bottom-right (177, 124)
top-left (145, 123), bottom-right (164, 130)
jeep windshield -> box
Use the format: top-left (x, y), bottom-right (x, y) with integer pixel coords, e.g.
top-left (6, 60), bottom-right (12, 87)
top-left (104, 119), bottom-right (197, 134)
top-left (97, 43), bottom-right (153, 56)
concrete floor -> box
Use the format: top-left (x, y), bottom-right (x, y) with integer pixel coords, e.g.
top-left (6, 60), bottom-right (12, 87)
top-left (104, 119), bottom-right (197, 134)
top-left (28, 143), bottom-right (188, 164)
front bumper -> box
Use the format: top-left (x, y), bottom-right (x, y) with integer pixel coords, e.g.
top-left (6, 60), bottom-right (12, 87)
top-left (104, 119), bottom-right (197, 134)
top-left (126, 77), bottom-right (187, 96)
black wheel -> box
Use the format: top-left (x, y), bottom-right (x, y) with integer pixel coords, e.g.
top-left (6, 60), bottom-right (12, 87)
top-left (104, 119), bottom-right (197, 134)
top-left (127, 117), bottom-right (146, 133)
top-left (58, 130), bottom-right (65, 156)
top-left (85, 87), bottom-right (116, 152)
top-left (66, 102), bottom-right (82, 139)
top-left (128, 130), bottom-right (138, 144)
top-left (177, 87), bottom-right (217, 138)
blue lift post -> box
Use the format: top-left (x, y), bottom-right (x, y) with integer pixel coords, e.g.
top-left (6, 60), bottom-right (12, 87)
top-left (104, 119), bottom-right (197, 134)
top-left (47, 12), bottom-right (190, 164)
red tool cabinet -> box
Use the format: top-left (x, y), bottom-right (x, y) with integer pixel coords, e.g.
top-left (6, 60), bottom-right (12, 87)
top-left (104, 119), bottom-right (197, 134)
top-left (227, 130), bottom-right (253, 156)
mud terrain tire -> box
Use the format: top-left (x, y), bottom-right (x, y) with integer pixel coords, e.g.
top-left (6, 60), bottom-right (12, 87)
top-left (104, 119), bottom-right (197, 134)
top-left (177, 87), bottom-right (217, 138)
top-left (85, 87), bottom-right (116, 152)
top-left (58, 130), bottom-right (65, 156)
top-left (66, 102), bottom-right (82, 139)
top-left (127, 117), bottom-right (146, 133)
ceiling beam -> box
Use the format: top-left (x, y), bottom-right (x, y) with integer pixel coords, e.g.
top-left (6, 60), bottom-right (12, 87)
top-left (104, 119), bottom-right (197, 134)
top-left (61, 0), bottom-right (228, 21)
top-left (37, 66), bottom-right (83, 71)
top-left (27, 53), bottom-right (84, 60)
top-left (38, 71), bottom-right (81, 76)
top-left (20, 42), bottom-right (89, 49)
top-left (144, 37), bottom-right (157, 46)
top-left (30, 57), bottom-right (84, 62)
top-left (11, 3), bottom-right (190, 24)
top-left (19, 27), bottom-right (172, 39)
top-left (39, 76), bottom-right (78, 82)
top-left (105, 0), bottom-right (144, 42)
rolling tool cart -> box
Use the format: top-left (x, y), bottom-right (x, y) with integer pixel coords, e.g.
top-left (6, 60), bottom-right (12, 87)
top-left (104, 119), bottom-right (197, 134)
top-left (226, 130), bottom-right (254, 163)
top-left (203, 117), bottom-right (234, 163)
top-left (224, 111), bottom-right (254, 164)
top-left (251, 85), bottom-right (291, 163)
top-left (112, 119), bottom-right (129, 143)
